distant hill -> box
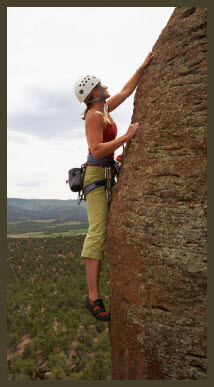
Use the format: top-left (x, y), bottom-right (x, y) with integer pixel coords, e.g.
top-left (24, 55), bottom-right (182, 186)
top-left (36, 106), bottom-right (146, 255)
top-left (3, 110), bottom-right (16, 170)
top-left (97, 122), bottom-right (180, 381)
top-left (7, 198), bottom-right (88, 222)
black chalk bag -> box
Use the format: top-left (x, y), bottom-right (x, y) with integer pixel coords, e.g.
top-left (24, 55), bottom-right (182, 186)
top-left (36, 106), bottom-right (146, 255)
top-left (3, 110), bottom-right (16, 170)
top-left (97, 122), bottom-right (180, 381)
top-left (66, 168), bottom-right (83, 192)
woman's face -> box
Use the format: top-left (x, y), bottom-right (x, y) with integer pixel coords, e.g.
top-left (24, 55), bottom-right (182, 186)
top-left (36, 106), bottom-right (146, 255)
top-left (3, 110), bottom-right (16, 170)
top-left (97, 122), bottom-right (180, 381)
top-left (93, 83), bottom-right (110, 99)
top-left (101, 83), bottom-right (110, 98)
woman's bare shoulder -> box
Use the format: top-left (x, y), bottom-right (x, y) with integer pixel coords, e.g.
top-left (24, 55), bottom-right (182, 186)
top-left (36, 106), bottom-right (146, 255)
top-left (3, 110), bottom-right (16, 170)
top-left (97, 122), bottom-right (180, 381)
top-left (85, 109), bottom-right (106, 129)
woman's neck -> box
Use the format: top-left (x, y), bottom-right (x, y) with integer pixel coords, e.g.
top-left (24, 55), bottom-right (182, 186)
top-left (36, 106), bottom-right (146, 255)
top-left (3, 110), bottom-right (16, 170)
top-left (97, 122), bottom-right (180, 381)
top-left (91, 100), bottom-right (107, 113)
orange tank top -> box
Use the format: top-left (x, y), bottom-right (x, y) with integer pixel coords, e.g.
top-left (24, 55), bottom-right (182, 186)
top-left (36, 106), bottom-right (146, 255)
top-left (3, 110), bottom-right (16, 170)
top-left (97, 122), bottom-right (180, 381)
top-left (88, 121), bottom-right (118, 159)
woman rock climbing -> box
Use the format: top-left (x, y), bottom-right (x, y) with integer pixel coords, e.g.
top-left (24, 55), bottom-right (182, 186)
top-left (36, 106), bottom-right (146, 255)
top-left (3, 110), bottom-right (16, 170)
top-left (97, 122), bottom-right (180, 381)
top-left (74, 51), bottom-right (155, 322)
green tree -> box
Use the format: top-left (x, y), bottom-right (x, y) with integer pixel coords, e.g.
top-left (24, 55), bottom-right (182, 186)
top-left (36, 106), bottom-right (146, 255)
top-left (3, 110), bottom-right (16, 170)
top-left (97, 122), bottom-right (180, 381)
top-left (48, 366), bottom-right (69, 380)
top-left (7, 332), bottom-right (19, 349)
top-left (88, 350), bottom-right (111, 380)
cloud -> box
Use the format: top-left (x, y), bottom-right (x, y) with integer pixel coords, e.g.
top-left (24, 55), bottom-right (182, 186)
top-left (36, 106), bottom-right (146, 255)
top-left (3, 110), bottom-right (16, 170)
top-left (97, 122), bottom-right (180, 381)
top-left (7, 130), bottom-right (32, 144)
top-left (7, 87), bottom-right (86, 139)
top-left (29, 87), bottom-right (77, 111)
top-left (7, 129), bottom-right (89, 200)
top-left (15, 178), bottom-right (47, 187)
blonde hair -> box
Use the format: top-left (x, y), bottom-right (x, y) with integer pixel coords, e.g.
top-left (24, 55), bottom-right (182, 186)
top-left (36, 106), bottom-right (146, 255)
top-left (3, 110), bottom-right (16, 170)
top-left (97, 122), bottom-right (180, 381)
top-left (81, 104), bottom-right (93, 120)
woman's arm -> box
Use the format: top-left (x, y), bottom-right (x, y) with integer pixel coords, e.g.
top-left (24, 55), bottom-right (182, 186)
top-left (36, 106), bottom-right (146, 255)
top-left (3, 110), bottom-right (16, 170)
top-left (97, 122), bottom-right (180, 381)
top-left (86, 111), bottom-right (139, 159)
top-left (106, 71), bottom-right (142, 113)
top-left (107, 51), bottom-right (156, 113)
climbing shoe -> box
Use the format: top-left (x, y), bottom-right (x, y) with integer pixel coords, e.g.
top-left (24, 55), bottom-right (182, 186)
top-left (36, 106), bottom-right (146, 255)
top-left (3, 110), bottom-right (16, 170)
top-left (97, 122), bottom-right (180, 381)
top-left (85, 295), bottom-right (110, 322)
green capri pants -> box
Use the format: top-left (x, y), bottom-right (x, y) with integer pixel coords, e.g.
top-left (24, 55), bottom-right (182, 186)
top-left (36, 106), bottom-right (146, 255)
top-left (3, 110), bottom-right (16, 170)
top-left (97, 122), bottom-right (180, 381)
top-left (81, 165), bottom-right (114, 261)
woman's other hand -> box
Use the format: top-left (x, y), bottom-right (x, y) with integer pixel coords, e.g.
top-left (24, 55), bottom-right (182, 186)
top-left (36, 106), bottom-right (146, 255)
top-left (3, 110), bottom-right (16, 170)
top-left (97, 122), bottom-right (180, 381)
top-left (116, 145), bottom-right (125, 163)
top-left (116, 154), bottom-right (122, 163)
top-left (125, 122), bottom-right (139, 141)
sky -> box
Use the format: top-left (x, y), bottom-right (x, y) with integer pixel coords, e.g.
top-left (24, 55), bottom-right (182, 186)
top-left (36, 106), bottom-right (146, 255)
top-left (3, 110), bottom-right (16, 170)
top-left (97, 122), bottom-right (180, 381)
top-left (7, 6), bottom-right (175, 200)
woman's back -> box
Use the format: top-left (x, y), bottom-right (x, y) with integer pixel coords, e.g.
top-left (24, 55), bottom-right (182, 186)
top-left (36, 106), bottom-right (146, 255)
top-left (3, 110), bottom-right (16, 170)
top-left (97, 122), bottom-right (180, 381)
top-left (86, 108), bottom-right (117, 159)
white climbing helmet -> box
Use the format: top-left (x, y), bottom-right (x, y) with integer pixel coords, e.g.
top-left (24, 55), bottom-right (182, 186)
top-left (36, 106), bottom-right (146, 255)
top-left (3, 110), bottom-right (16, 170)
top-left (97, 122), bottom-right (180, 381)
top-left (74, 75), bottom-right (101, 103)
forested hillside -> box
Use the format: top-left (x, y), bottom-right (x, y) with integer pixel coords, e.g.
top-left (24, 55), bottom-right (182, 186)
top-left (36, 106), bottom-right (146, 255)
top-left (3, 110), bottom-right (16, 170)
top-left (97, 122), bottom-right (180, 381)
top-left (7, 198), bottom-right (88, 222)
top-left (7, 235), bottom-right (111, 380)
top-left (7, 198), bottom-right (89, 237)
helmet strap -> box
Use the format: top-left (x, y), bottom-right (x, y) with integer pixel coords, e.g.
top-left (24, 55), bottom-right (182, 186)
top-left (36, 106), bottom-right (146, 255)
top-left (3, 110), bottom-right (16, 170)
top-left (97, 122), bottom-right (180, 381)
top-left (85, 83), bottom-right (106, 105)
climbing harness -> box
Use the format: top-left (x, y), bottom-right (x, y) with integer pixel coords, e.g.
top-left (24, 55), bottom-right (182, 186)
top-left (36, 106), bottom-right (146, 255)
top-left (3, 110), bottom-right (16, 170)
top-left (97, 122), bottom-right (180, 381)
top-left (66, 155), bottom-right (120, 205)
top-left (85, 154), bottom-right (120, 203)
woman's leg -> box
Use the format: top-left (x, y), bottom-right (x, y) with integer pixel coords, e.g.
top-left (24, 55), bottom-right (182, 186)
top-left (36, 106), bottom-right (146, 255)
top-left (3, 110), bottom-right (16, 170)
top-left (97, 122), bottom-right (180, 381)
top-left (80, 166), bottom-right (112, 303)
top-left (86, 257), bottom-right (101, 301)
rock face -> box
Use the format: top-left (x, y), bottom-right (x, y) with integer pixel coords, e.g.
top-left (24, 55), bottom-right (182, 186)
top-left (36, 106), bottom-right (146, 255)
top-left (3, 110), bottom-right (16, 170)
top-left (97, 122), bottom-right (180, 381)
top-left (106, 7), bottom-right (207, 380)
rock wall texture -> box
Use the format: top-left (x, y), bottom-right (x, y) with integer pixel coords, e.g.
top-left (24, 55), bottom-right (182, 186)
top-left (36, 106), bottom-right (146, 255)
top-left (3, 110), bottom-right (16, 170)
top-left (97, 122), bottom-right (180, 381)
top-left (106, 7), bottom-right (207, 380)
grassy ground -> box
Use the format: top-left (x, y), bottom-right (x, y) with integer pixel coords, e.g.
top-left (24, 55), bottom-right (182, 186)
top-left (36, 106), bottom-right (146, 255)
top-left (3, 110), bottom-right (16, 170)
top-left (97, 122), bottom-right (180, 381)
top-left (7, 220), bottom-right (88, 238)
top-left (8, 229), bottom-right (88, 238)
